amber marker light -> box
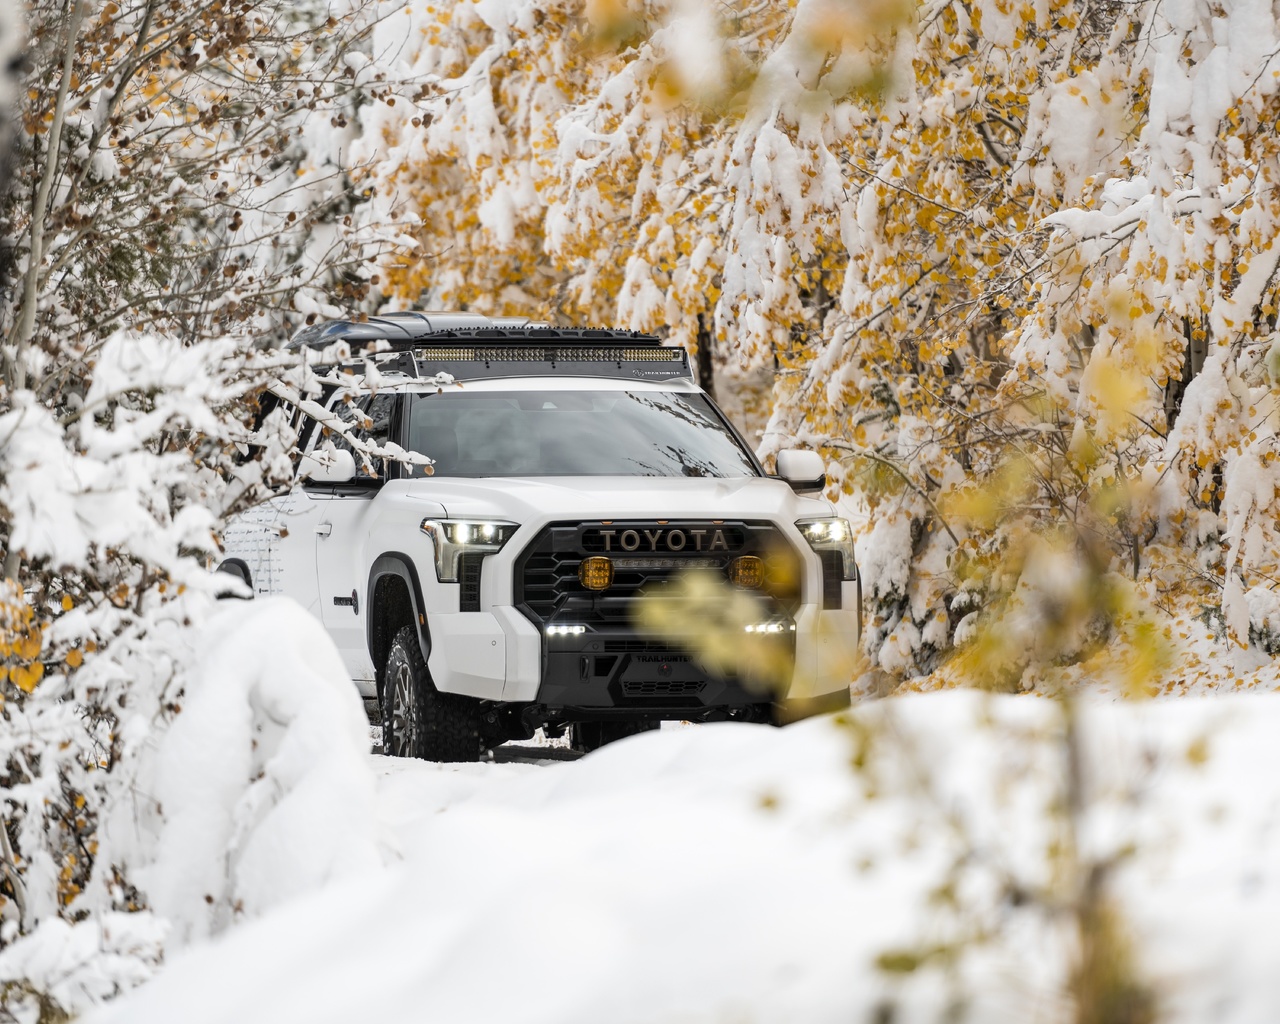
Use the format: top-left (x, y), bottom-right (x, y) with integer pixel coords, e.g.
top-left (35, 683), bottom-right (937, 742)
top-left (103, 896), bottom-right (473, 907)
top-left (729, 555), bottom-right (765, 589)
top-left (579, 556), bottom-right (614, 591)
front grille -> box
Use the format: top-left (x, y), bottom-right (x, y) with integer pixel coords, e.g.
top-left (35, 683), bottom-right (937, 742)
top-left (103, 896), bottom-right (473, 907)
top-left (622, 680), bottom-right (707, 697)
top-left (514, 520), bottom-right (801, 629)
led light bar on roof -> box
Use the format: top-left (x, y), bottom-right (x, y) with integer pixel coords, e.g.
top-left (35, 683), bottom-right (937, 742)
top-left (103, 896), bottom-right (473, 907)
top-left (287, 314), bottom-right (694, 382)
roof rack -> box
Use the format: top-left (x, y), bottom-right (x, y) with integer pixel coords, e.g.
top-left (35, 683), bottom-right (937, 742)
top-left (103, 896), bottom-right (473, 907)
top-left (288, 312), bottom-right (692, 383)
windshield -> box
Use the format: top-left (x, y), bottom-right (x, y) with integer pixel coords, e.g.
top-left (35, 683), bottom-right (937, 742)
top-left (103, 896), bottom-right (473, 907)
top-left (406, 390), bottom-right (759, 478)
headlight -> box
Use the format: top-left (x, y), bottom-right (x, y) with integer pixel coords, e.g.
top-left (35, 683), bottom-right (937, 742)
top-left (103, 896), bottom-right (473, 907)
top-left (796, 518), bottom-right (857, 580)
top-left (420, 519), bottom-right (519, 581)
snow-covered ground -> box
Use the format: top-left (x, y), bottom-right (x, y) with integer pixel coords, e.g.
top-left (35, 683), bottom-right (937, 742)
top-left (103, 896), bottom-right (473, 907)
top-left (72, 685), bottom-right (1280, 1023)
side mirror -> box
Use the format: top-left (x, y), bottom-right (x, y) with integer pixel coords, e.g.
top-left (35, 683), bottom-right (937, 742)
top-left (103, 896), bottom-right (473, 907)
top-left (775, 449), bottom-right (827, 494)
top-left (299, 447), bottom-right (358, 484)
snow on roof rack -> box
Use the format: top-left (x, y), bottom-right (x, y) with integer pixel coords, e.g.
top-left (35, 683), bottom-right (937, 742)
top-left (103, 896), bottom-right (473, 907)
top-left (288, 313), bottom-right (691, 382)
top-left (288, 311), bottom-right (658, 348)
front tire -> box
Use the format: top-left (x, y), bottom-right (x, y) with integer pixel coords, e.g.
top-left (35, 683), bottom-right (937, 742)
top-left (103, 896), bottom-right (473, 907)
top-left (381, 625), bottom-right (482, 762)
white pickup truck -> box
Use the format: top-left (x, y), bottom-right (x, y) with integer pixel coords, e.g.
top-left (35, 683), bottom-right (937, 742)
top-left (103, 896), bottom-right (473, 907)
top-left (220, 312), bottom-right (860, 760)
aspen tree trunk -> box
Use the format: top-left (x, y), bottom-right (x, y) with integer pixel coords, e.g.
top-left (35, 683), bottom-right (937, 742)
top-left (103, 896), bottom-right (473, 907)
top-left (695, 313), bottom-right (716, 401)
top-left (3, 0), bottom-right (84, 580)
top-left (6, 0), bottom-right (84, 395)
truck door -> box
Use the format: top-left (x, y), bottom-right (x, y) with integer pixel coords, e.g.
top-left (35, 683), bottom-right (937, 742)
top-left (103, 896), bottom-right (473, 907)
top-left (315, 393), bottom-right (399, 689)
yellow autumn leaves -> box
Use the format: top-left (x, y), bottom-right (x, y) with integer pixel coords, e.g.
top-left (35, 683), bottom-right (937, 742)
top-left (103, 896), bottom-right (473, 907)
top-left (1, 579), bottom-right (43, 693)
top-left (359, 0), bottom-right (1280, 690)
top-left (1, 581), bottom-right (88, 694)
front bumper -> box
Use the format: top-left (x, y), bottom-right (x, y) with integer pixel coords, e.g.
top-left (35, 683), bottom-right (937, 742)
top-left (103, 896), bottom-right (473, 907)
top-left (425, 517), bottom-right (859, 707)
top-left (538, 629), bottom-right (790, 710)
top-left (427, 587), bottom-right (859, 710)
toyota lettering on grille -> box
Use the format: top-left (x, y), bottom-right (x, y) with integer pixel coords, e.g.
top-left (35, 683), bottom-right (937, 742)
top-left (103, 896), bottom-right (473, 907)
top-left (586, 526), bottom-right (740, 553)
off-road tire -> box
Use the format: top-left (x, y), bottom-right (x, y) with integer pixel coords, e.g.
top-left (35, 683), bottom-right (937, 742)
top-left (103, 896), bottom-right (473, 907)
top-left (382, 625), bottom-right (482, 762)
top-left (573, 719), bottom-right (660, 754)
top-left (213, 559), bottom-right (252, 600)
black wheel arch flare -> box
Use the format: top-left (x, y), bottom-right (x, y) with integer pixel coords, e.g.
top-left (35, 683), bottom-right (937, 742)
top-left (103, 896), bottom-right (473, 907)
top-left (367, 552), bottom-right (433, 697)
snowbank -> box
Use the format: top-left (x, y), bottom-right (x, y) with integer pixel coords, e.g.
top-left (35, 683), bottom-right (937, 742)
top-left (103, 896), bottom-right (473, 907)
top-left (0, 914), bottom-right (167, 1015)
top-left (96, 596), bottom-right (386, 946)
top-left (83, 692), bottom-right (1280, 1024)
top-left (0, 596), bottom-right (387, 1023)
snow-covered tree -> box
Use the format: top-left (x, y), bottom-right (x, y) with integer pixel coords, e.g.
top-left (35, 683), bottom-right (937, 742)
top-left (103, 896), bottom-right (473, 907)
top-left (0, 0), bottom-right (419, 975)
top-left (348, 0), bottom-right (1280, 688)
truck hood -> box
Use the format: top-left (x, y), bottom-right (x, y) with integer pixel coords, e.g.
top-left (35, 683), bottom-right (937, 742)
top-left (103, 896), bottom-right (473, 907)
top-left (393, 476), bottom-right (832, 525)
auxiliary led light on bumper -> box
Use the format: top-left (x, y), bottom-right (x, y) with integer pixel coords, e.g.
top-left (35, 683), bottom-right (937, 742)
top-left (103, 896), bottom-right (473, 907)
top-left (578, 556), bottom-right (614, 591)
top-left (744, 621), bottom-right (796, 634)
top-left (546, 624), bottom-right (587, 636)
top-left (728, 554), bottom-right (765, 588)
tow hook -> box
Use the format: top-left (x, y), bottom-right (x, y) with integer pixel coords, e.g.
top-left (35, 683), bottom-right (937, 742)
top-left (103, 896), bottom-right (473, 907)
top-left (520, 704), bottom-right (546, 735)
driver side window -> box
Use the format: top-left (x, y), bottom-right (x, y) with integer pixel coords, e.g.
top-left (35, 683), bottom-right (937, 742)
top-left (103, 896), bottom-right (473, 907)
top-left (320, 393), bottom-right (398, 481)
